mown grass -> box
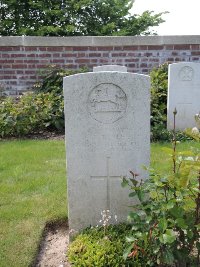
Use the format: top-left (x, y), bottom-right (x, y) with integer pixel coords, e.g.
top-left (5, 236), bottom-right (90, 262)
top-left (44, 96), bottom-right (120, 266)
top-left (0, 140), bottom-right (66, 267)
top-left (1, 140), bottom-right (200, 267)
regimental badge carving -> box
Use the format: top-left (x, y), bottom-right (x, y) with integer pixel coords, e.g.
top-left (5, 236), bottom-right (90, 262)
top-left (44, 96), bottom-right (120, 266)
top-left (88, 83), bottom-right (127, 123)
top-left (179, 66), bottom-right (194, 81)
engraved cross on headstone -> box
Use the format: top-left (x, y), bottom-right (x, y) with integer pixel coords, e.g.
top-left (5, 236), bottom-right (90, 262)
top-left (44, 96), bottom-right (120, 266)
top-left (91, 157), bottom-right (122, 211)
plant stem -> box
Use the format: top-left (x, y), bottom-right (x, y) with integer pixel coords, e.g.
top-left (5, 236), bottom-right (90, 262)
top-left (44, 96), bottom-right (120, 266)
top-left (173, 108), bottom-right (177, 174)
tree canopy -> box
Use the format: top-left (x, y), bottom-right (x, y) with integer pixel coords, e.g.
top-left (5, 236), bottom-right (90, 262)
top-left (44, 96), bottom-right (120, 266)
top-left (0, 0), bottom-right (166, 36)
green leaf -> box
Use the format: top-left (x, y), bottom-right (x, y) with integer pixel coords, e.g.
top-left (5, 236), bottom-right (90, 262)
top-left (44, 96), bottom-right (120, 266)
top-left (162, 248), bottom-right (174, 265)
top-left (121, 177), bottom-right (129, 188)
top-left (129, 192), bottom-right (137, 197)
top-left (160, 229), bottom-right (176, 244)
top-left (158, 218), bottom-right (168, 232)
top-left (175, 218), bottom-right (188, 229)
top-left (123, 244), bottom-right (133, 260)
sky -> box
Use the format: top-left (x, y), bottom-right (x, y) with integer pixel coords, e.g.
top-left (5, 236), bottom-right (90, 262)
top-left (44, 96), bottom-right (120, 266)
top-left (131, 0), bottom-right (200, 35)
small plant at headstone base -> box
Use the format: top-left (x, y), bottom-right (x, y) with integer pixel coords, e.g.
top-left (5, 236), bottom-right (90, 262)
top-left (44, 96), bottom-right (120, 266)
top-left (122, 109), bottom-right (200, 267)
top-left (67, 223), bottom-right (132, 267)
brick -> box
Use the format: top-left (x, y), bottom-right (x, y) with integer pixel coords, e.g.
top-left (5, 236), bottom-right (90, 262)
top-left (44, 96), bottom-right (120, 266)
top-left (125, 58), bottom-right (139, 62)
top-left (53, 53), bottom-right (61, 57)
top-left (190, 44), bottom-right (199, 50)
top-left (16, 70), bottom-right (24, 74)
top-left (148, 45), bottom-right (164, 50)
top-left (27, 54), bottom-right (36, 58)
top-left (140, 63), bottom-right (147, 68)
top-left (174, 45), bottom-right (190, 50)
top-left (63, 47), bottom-right (73, 51)
top-left (4, 70), bottom-right (16, 74)
top-left (165, 45), bottom-right (174, 50)
top-left (0, 47), bottom-right (14, 51)
top-left (36, 64), bottom-right (49, 68)
top-left (25, 70), bottom-right (36, 74)
top-left (127, 63), bottom-right (136, 68)
top-left (62, 53), bottom-right (76, 57)
top-left (102, 53), bottom-right (110, 57)
top-left (175, 58), bottom-right (181, 61)
top-left (65, 64), bottom-right (77, 69)
top-left (38, 54), bottom-right (52, 58)
top-left (24, 47), bottom-right (38, 51)
top-left (97, 46), bottom-right (113, 51)
top-left (3, 64), bottom-right (12, 68)
top-left (65, 59), bottom-right (74, 63)
top-left (139, 45), bottom-right (148, 50)
top-left (191, 51), bottom-right (200, 56)
top-left (99, 59), bottom-right (109, 63)
top-left (11, 54), bottom-right (25, 58)
top-left (88, 47), bottom-right (97, 51)
top-left (73, 47), bottom-right (88, 51)
top-left (77, 53), bottom-right (86, 57)
top-left (14, 60), bottom-right (24, 63)
top-left (144, 52), bottom-right (153, 57)
top-left (75, 58), bottom-right (90, 63)
top-left (88, 53), bottom-right (101, 57)
top-left (123, 46), bottom-right (139, 51)
top-left (0, 59), bottom-right (14, 63)
top-left (112, 53), bottom-right (126, 57)
top-left (24, 59), bottom-right (39, 64)
top-left (2, 54), bottom-right (11, 58)
top-left (167, 58), bottom-right (174, 62)
top-left (192, 57), bottom-right (200, 61)
top-left (51, 59), bottom-right (65, 63)
top-left (91, 59), bottom-right (98, 63)
top-left (38, 47), bottom-right (47, 51)
top-left (12, 64), bottom-right (27, 69)
top-left (47, 47), bottom-right (63, 51)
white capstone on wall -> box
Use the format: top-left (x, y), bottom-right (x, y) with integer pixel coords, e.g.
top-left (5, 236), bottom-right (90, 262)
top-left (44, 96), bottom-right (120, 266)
top-left (167, 62), bottom-right (200, 130)
top-left (64, 66), bottom-right (150, 232)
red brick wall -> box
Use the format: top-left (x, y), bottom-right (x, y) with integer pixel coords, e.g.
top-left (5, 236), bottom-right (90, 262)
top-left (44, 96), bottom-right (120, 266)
top-left (1, 36), bottom-right (200, 96)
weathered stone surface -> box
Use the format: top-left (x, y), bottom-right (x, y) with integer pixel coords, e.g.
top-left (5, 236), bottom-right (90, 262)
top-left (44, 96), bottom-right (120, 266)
top-left (167, 62), bottom-right (200, 130)
top-left (93, 65), bottom-right (127, 72)
top-left (63, 67), bottom-right (150, 232)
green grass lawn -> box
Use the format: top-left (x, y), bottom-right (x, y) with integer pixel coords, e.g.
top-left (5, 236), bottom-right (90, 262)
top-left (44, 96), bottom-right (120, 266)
top-left (1, 139), bottom-right (200, 267)
top-left (0, 140), bottom-right (67, 267)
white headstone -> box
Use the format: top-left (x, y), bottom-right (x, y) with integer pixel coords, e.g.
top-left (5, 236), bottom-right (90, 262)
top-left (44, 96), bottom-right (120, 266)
top-left (64, 66), bottom-right (150, 232)
top-left (167, 62), bottom-right (200, 130)
top-left (93, 65), bottom-right (127, 72)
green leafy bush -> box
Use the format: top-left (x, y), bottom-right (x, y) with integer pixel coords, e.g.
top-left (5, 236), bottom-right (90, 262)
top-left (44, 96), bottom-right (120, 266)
top-left (0, 66), bottom-right (88, 137)
top-left (150, 62), bottom-right (169, 141)
top-left (68, 224), bottom-right (132, 267)
top-left (35, 66), bottom-right (88, 95)
top-left (0, 91), bottom-right (64, 137)
top-left (122, 117), bottom-right (200, 266)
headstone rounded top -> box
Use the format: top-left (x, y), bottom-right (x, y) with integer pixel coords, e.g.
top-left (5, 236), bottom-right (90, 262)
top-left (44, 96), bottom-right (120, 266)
top-left (93, 65), bottom-right (127, 72)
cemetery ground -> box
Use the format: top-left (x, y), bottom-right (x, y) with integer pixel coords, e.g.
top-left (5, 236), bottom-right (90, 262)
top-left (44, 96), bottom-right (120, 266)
top-left (1, 139), bottom-right (200, 267)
